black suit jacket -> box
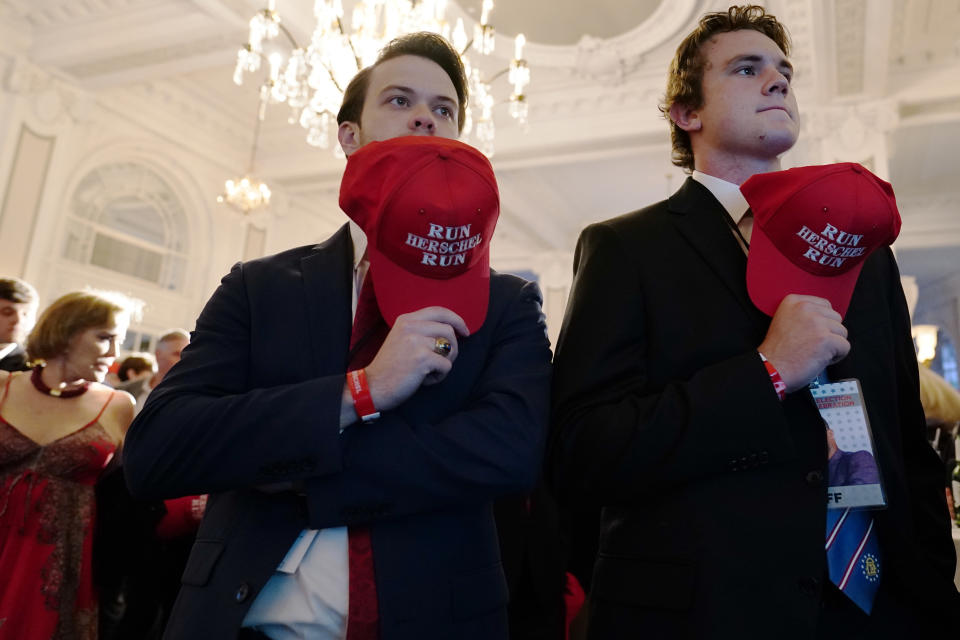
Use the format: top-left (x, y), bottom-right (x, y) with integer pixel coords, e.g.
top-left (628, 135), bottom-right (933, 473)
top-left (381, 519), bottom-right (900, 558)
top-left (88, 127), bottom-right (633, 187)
top-left (123, 224), bottom-right (552, 640)
top-left (0, 344), bottom-right (28, 371)
top-left (551, 178), bottom-right (959, 638)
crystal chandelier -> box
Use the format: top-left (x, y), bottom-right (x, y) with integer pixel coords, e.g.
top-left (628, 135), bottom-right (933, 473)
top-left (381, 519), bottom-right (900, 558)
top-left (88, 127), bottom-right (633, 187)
top-left (232, 0), bottom-right (530, 156)
top-left (217, 101), bottom-right (272, 214)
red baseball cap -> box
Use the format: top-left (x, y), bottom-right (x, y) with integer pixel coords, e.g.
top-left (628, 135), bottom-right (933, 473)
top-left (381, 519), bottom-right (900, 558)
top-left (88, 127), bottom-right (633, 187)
top-left (339, 136), bottom-right (499, 333)
top-left (740, 162), bottom-right (901, 319)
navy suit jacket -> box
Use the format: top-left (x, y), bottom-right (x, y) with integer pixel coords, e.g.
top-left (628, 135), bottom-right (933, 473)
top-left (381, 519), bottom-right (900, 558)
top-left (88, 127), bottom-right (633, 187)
top-left (124, 224), bottom-right (552, 639)
top-left (551, 178), bottom-right (958, 638)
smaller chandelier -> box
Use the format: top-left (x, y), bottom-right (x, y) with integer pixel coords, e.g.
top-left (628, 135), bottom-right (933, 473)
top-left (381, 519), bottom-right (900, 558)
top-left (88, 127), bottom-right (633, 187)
top-left (218, 102), bottom-right (272, 214)
top-left (218, 176), bottom-right (272, 213)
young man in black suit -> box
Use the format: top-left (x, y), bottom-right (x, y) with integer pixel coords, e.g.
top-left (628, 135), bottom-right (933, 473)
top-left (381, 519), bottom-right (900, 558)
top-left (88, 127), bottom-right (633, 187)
top-left (0, 277), bottom-right (38, 371)
top-left (124, 32), bottom-right (551, 640)
top-left (551, 5), bottom-right (959, 638)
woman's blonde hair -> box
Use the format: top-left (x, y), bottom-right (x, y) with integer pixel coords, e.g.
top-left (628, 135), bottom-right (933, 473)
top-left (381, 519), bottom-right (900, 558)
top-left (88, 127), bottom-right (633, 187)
top-left (26, 290), bottom-right (140, 361)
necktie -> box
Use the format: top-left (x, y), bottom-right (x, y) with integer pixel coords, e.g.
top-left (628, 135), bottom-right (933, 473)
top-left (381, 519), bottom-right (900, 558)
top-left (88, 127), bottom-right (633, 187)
top-left (825, 507), bottom-right (881, 613)
top-left (345, 276), bottom-right (388, 640)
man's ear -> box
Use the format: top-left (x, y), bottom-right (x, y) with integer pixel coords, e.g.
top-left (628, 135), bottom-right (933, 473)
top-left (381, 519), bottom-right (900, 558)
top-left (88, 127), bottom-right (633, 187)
top-left (338, 121), bottom-right (362, 157)
top-left (669, 102), bottom-right (702, 133)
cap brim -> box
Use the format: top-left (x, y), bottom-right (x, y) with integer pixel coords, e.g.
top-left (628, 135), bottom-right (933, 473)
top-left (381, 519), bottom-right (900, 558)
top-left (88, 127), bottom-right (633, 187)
top-left (368, 245), bottom-right (491, 334)
top-left (746, 224), bottom-right (864, 319)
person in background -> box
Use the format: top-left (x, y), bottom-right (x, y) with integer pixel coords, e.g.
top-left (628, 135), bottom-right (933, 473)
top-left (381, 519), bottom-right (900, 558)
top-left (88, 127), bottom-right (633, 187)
top-left (551, 4), bottom-right (959, 638)
top-left (119, 330), bottom-right (189, 414)
top-left (0, 277), bottom-right (39, 372)
top-left (117, 352), bottom-right (157, 385)
top-left (99, 337), bottom-right (199, 640)
top-left (0, 290), bottom-right (136, 640)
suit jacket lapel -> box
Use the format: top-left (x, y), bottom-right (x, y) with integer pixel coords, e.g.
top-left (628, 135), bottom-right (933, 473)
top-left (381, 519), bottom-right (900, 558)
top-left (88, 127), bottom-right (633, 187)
top-left (669, 177), bottom-right (768, 332)
top-left (301, 223), bottom-right (354, 374)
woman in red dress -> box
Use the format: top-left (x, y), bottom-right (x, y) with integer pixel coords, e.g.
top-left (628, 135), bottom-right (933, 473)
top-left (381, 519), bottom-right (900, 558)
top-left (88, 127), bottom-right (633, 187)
top-left (0, 291), bottom-right (136, 640)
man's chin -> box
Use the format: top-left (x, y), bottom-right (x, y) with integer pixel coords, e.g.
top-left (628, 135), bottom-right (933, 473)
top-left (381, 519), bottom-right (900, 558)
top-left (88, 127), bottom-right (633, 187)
top-left (765, 131), bottom-right (799, 157)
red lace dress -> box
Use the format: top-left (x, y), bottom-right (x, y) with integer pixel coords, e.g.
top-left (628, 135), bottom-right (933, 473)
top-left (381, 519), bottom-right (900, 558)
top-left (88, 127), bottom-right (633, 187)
top-left (0, 375), bottom-right (117, 640)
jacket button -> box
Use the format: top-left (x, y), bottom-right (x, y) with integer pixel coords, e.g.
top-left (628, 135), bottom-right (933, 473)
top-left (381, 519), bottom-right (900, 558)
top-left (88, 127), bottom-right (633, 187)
top-left (805, 470), bottom-right (824, 486)
top-left (797, 576), bottom-right (820, 596)
top-left (235, 583), bottom-right (250, 603)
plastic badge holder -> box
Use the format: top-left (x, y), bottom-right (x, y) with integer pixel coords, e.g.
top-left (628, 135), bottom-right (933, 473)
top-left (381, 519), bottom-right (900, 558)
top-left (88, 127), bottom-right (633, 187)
top-left (810, 378), bottom-right (887, 510)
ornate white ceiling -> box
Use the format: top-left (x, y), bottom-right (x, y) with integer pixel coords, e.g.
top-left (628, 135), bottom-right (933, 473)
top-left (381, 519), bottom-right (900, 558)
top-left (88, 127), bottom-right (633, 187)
top-left (1, 0), bottom-right (959, 285)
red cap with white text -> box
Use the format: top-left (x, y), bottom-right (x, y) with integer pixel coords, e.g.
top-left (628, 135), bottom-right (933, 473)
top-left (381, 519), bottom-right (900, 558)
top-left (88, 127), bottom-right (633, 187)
top-left (740, 162), bottom-right (901, 319)
top-left (339, 136), bottom-right (499, 332)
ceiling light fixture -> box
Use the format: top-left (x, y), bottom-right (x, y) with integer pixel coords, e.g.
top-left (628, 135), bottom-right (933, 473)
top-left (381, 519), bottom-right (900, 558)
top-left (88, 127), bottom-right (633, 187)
top-left (232, 0), bottom-right (529, 157)
top-left (218, 100), bottom-right (272, 214)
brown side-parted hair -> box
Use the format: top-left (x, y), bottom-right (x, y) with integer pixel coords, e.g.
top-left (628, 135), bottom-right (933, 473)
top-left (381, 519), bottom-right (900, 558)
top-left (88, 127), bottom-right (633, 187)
top-left (337, 31), bottom-right (469, 134)
top-left (27, 290), bottom-right (138, 361)
top-left (660, 5), bottom-right (792, 172)
top-left (0, 277), bottom-right (38, 305)
top-left (118, 353), bottom-right (157, 381)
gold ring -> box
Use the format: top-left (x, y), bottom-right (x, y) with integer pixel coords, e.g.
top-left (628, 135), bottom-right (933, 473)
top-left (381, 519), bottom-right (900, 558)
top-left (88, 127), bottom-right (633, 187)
top-left (434, 337), bottom-right (452, 357)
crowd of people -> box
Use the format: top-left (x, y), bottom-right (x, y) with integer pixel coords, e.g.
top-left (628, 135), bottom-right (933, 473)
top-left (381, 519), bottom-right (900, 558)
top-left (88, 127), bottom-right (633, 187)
top-left (1, 4), bottom-right (959, 640)
top-left (0, 280), bottom-right (203, 639)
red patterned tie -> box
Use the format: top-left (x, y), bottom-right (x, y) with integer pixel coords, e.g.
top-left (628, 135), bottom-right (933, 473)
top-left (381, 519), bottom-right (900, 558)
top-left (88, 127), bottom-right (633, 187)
top-left (345, 275), bottom-right (388, 640)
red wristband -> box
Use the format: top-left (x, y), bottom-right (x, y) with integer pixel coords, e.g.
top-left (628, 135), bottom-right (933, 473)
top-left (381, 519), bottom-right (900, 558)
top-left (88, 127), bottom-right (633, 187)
top-left (758, 352), bottom-right (787, 401)
top-left (347, 368), bottom-right (380, 422)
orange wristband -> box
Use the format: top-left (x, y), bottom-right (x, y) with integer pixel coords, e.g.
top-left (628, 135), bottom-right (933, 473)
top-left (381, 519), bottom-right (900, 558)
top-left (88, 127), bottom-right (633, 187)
top-left (758, 352), bottom-right (787, 401)
top-left (347, 369), bottom-right (380, 422)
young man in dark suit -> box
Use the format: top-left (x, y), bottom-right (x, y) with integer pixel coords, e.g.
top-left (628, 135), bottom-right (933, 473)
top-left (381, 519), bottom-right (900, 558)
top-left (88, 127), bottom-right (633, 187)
top-left (124, 32), bottom-right (551, 640)
top-left (551, 5), bottom-right (959, 638)
top-left (0, 277), bottom-right (38, 371)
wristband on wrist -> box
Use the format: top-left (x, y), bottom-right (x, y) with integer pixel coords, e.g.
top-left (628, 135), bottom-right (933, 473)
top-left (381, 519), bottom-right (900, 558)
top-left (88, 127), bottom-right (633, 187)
top-left (758, 352), bottom-right (787, 401)
top-left (347, 368), bottom-right (380, 422)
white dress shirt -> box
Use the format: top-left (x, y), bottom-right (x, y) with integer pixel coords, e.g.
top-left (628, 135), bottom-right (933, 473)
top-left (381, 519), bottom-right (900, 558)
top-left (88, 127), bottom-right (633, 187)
top-left (242, 221), bottom-right (369, 640)
top-left (691, 170), bottom-right (753, 251)
top-left (0, 343), bottom-right (18, 363)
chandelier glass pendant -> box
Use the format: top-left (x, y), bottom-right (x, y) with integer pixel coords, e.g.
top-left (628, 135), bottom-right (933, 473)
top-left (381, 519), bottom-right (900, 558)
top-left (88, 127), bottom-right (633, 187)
top-left (217, 101), bottom-right (272, 214)
top-left (232, 0), bottom-right (530, 156)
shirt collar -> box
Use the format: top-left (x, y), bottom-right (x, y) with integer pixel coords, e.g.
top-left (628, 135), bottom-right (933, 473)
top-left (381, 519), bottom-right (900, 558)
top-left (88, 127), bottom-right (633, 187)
top-left (692, 170), bottom-right (751, 224)
top-left (0, 343), bottom-right (16, 362)
top-left (348, 220), bottom-right (368, 270)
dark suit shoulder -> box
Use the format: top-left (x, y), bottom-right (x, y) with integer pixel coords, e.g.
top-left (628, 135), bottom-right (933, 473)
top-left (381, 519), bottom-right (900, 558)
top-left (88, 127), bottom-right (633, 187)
top-left (490, 269), bottom-right (537, 295)
top-left (578, 198), bottom-right (676, 252)
top-left (243, 238), bottom-right (343, 271)
top-left (247, 243), bottom-right (322, 267)
top-left (603, 198), bottom-right (671, 229)
top-left (487, 270), bottom-right (544, 326)
top-left (233, 225), bottom-right (351, 279)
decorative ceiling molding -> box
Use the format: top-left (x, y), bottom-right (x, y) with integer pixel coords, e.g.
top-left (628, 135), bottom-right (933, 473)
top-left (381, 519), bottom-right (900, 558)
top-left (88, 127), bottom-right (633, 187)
top-left (62, 36), bottom-right (237, 81)
top-left (91, 79), bottom-right (253, 175)
top-left (888, 0), bottom-right (960, 71)
top-left (833, 0), bottom-right (866, 97)
top-left (22, 0), bottom-right (157, 30)
top-left (899, 95), bottom-right (960, 124)
top-left (803, 100), bottom-right (899, 141)
top-left (521, 0), bottom-right (704, 73)
top-left (524, 80), bottom-right (663, 124)
top-left (768, 0), bottom-right (816, 90)
top-left (1, 54), bottom-right (96, 127)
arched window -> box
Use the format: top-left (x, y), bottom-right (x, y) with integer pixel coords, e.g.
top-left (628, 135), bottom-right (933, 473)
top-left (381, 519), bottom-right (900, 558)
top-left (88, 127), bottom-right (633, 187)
top-left (62, 163), bottom-right (189, 291)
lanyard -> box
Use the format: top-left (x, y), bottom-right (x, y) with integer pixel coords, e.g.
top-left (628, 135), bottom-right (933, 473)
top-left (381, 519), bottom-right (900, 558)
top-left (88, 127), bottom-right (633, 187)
top-left (720, 206), bottom-right (751, 252)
